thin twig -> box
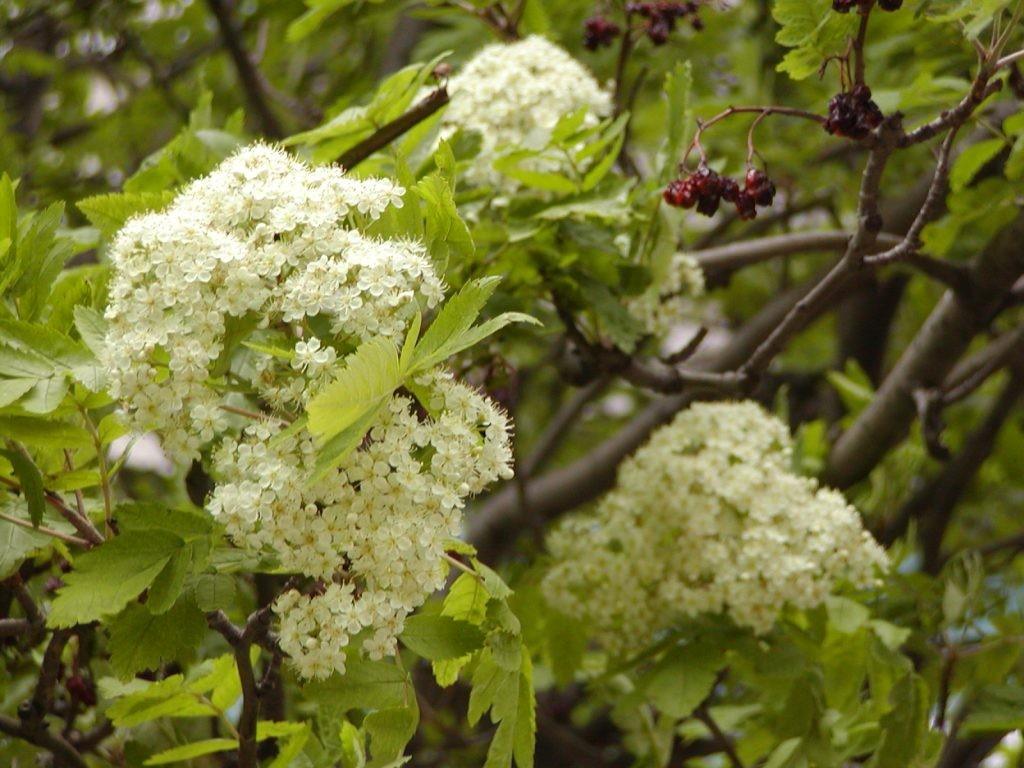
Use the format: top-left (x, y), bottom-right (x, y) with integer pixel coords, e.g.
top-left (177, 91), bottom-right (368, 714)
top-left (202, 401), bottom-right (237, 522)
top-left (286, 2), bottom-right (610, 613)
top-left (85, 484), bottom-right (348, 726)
top-left (694, 705), bottom-right (744, 768)
top-left (0, 510), bottom-right (90, 547)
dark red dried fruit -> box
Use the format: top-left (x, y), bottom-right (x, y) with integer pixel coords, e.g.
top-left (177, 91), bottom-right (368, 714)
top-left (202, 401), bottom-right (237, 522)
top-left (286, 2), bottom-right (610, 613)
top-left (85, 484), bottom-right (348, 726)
top-left (734, 191), bottom-right (758, 220)
top-left (66, 675), bottom-right (97, 706)
top-left (744, 169), bottom-right (776, 207)
top-left (583, 15), bottom-right (622, 50)
top-left (824, 86), bottom-right (884, 139)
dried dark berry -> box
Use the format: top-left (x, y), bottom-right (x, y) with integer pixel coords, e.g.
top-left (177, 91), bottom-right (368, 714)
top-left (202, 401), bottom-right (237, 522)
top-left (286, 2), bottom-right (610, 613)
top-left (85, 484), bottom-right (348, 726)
top-left (66, 675), bottom-right (97, 707)
top-left (832, 0), bottom-right (859, 11)
top-left (663, 179), bottom-right (697, 208)
top-left (877, 0), bottom-right (903, 9)
top-left (583, 15), bottom-right (621, 50)
top-left (744, 169), bottom-right (776, 207)
top-left (825, 85), bottom-right (884, 139)
top-left (734, 191), bottom-right (758, 220)
top-left (720, 177), bottom-right (740, 204)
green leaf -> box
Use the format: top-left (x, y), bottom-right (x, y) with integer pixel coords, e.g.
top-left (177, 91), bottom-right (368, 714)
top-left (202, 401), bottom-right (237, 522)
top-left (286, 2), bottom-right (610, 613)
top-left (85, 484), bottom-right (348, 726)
top-left (77, 190), bottom-right (176, 238)
top-left (0, 506), bottom-right (55, 578)
top-left (73, 306), bottom-right (108, 357)
top-left (0, 417), bottom-right (91, 450)
top-left (641, 641), bottom-right (724, 718)
top-left (115, 502), bottom-right (215, 537)
top-left (401, 614), bottom-right (486, 661)
top-left (662, 62), bottom-right (692, 183)
top-left (415, 173), bottom-right (474, 272)
top-left (441, 572), bottom-right (491, 625)
top-left (763, 737), bottom-right (804, 768)
top-left (826, 595), bottom-right (871, 634)
top-left (868, 673), bottom-right (929, 767)
top-left (307, 336), bottom-right (403, 444)
top-left (412, 277), bottom-right (538, 373)
top-left (303, 657), bottom-right (410, 712)
top-left (48, 530), bottom-right (187, 627)
top-left (950, 138), bottom-right (1004, 191)
top-left (772, 0), bottom-right (858, 80)
top-left (108, 599), bottom-right (206, 679)
top-left (144, 738), bottom-right (239, 765)
top-left (492, 153), bottom-right (578, 195)
top-left (364, 704), bottom-right (419, 768)
top-left (106, 675), bottom-right (218, 727)
top-left (146, 546), bottom-right (194, 614)
top-left (191, 573), bottom-right (237, 612)
top-left (1, 448), bottom-right (45, 527)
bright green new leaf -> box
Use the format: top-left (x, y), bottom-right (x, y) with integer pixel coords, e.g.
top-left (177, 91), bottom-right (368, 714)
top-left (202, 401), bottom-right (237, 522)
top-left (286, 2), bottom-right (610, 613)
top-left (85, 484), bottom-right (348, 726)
top-left (143, 738), bottom-right (239, 765)
top-left (306, 336), bottom-right (403, 444)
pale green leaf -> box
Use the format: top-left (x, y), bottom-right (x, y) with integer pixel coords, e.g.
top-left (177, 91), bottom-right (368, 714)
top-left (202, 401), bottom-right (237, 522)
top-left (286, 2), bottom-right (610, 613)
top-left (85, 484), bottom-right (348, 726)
top-left (144, 738), bottom-right (239, 765)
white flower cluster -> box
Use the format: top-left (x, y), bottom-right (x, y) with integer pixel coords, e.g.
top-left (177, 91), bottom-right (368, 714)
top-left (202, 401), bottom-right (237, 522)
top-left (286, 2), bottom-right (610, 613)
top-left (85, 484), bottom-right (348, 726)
top-left (627, 252), bottom-right (706, 337)
top-left (103, 144), bottom-right (514, 678)
top-left (103, 143), bottom-right (443, 458)
top-left (542, 402), bottom-right (886, 654)
top-left (443, 35), bottom-right (612, 191)
top-left (211, 372), bottom-right (512, 678)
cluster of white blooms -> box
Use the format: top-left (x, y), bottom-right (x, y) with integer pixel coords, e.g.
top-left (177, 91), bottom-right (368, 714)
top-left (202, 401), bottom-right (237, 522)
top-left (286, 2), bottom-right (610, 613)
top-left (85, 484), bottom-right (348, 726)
top-left (443, 35), bottom-right (612, 191)
top-left (627, 252), bottom-right (706, 337)
top-left (102, 143), bottom-right (442, 458)
top-left (210, 372), bottom-right (513, 678)
top-left (542, 402), bottom-right (886, 654)
top-left (103, 144), bottom-right (514, 678)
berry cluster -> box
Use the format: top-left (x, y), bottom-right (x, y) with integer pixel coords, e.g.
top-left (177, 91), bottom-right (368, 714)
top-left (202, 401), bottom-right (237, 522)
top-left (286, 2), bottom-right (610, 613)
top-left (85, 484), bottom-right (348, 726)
top-left (628, 1), bottom-right (703, 44)
top-left (824, 84), bottom-right (884, 139)
top-left (833, 0), bottom-right (902, 11)
top-left (583, 15), bottom-right (621, 50)
top-left (664, 166), bottom-right (776, 220)
top-left (584, 2), bottom-right (703, 50)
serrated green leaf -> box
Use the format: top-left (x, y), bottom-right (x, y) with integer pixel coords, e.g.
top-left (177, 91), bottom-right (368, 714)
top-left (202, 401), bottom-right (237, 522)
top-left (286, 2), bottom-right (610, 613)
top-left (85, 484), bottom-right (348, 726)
top-left (663, 62), bottom-right (692, 183)
top-left (77, 191), bottom-right (175, 238)
top-left (108, 599), bottom-right (206, 679)
top-left (73, 306), bottom-right (108, 357)
top-left (143, 738), bottom-right (239, 766)
top-left (307, 336), bottom-right (403, 444)
top-left (951, 138), bottom-right (1004, 191)
top-left (48, 530), bottom-right (187, 627)
top-left (641, 640), bottom-right (724, 718)
top-left (191, 573), bottom-right (237, 612)
top-left (1, 448), bottom-right (45, 527)
top-left (303, 657), bottom-right (410, 712)
top-left (0, 507), bottom-right (54, 578)
top-left (415, 172), bottom-right (474, 273)
top-left (364, 704), bottom-right (419, 768)
top-left (401, 614), bottom-right (485, 661)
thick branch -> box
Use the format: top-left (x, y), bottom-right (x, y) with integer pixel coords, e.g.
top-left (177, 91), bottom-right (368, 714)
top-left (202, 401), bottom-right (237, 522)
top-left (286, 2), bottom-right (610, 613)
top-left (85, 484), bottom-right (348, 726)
top-left (694, 230), bottom-right (901, 286)
top-left (0, 714), bottom-right (88, 768)
top-left (337, 86), bottom-right (450, 170)
top-left (913, 374), bottom-right (1024, 571)
top-left (826, 211), bottom-right (1024, 487)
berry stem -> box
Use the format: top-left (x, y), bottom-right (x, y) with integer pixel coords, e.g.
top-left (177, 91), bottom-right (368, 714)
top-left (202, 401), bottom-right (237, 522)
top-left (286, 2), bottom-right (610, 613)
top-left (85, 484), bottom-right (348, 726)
top-left (853, 6), bottom-right (872, 85)
top-left (683, 106), bottom-right (825, 167)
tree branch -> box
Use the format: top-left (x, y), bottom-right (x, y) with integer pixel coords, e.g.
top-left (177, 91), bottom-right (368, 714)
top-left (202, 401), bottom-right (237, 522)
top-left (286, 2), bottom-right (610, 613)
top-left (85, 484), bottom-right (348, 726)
top-left (336, 86), bottom-right (450, 170)
top-left (204, 0), bottom-right (284, 138)
top-left (695, 230), bottom-right (901, 286)
top-left (827, 211), bottom-right (1024, 487)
